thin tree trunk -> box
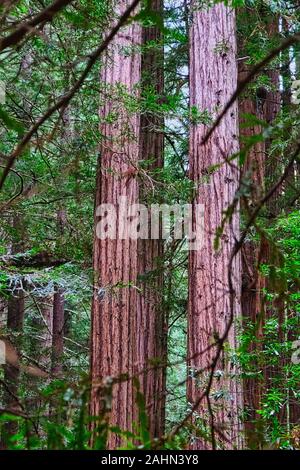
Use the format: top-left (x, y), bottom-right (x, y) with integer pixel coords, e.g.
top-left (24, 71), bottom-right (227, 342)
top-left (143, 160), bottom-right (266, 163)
top-left (2, 290), bottom-right (25, 441)
top-left (136, 0), bottom-right (166, 439)
top-left (51, 287), bottom-right (64, 375)
top-left (187, 2), bottom-right (242, 449)
top-left (265, 17), bottom-right (281, 214)
top-left (2, 215), bottom-right (25, 442)
top-left (90, 1), bottom-right (141, 449)
top-left (38, 296), bottom-right (53, 370)
top-left (0, 297), bottom-right (7, 329)
top-left (261, 17), bottom-right (287, 430)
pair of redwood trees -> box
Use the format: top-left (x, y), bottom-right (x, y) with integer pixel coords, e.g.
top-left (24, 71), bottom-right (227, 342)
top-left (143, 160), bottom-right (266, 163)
top-left (90, 1), bottom-right (242, 449)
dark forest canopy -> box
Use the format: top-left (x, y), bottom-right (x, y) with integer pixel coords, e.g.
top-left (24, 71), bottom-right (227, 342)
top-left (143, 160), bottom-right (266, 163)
top-left (0, 0), bottom-right (300, 451)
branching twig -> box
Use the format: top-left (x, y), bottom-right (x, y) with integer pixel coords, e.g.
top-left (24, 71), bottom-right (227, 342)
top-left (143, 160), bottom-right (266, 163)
top-left (202, 33), bottom-right (300, 144)
top-left (0, 0), bottom-right (74, 52)
top-left (0, 0), bottom-right (141, 192)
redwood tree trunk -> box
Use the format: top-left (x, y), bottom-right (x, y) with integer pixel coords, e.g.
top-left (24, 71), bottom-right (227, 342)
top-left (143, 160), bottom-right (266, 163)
top-left (136, 0), bottom-right (166, 439)
top-left (238, 59), bottom-right (266, 449)
top-left (90, 1), bottom-right (141, 449)
top-left (237, 8), bottom-right (267, 444)
top-left (187, 2), bottom-right (243, 449)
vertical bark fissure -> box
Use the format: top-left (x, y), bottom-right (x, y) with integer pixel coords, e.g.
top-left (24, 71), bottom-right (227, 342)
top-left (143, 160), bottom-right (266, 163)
top-left (90, 1), bottom-right (141, 449)
top-left (237, 9), bottom-right (266, 447)
top-left (187, 3), bottom-right (242, 449)
top-left (136, 0), bottom-right (166, 439)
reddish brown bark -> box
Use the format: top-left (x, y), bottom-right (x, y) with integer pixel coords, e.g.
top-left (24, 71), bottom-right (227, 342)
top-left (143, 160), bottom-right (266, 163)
top-left (265, 18), bottom-right (281, 214)
top-left (90, 1), bottom-right (141, 449)
top-left (264, 18), bottom-right (300, 430)
top-left (187, 3), bottom-right (243, 449)
top-left (238, 53), bottom-right (266, 448)
top-left (135, 0), bottom-right (166, 439)
top-left (262, 17), bottom-right (288, 425)
top-left (239, 14), bottom-right (291, 445)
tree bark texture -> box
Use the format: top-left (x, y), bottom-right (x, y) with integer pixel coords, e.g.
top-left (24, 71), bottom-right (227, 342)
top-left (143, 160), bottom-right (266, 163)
top-left (187, 2), bottom-right (243, 449)
top-left (237, 11), bottom-right (267, 443)
top-left (264, 17), bottom-right (281, 214)
top-left (90, 1), bottom-right (142, 449)
top-left (136, 0), bottom-right (166, 439)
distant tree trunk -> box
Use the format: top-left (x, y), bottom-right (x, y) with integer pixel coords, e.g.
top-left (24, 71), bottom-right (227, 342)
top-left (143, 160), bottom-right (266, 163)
top-left (239, 12), bottom-right (290, 445)
top-left (136, 0), bottom-right (166, 439)
top-left (238, 53), bottom-right (266, 449)
top-left (38, 296), bottom-right (53, 370)
top-left (0, 297), bottom-right (7, 329)
top-left (50, 99), bottom-right (71, 377)
top-left (51, 205), bottom-right (67, 376)
top-left (281, 19), bottom-right (295, 196)
top-left (51, 287), bottom-right (64, 375)
top-left (287, 26), bottom-right (300, 428)
top-left (2, 290), bottom-right (25, 440)
top-left (2, 215), bottom-right (25, 441)
top-left (265, 17), bottom-right (281, 214)
top-left (49, 286), bottom-right (64, 420)
top-left (261, 16), bottom-right (286, 427)
top-left (90, 1), bottom-right (141, 449)
top-left (187, 2), bottom-right (242, 449)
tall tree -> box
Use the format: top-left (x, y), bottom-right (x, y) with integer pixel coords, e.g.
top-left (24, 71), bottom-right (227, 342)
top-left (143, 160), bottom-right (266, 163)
top-left (90, 1), bottom-right (142, 448)
top-left (238, 7), bottom-right (293, 446)
top-left (136, 0), bottom-right (166, 438)
top-left (187, 2), bottom-right (243, 449)
top-left (237, 7), bottom-right (267, 447)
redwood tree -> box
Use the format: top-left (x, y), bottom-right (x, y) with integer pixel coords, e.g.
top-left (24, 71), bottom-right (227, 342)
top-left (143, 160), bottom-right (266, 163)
top-left (136, 0), bottom-right (166, 438)
top-left (90, 1), bottom-right (142, 448)
top-left (237, 9), bottom-right (266, 447)
top-left (187, 2), bottom-right (243, 449)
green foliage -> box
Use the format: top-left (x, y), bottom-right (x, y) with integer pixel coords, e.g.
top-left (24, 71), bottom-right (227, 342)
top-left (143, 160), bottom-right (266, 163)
top-left (189, 106), bottom-right (213, 125)
top-left (0, 0), bottom-right (300, 452)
